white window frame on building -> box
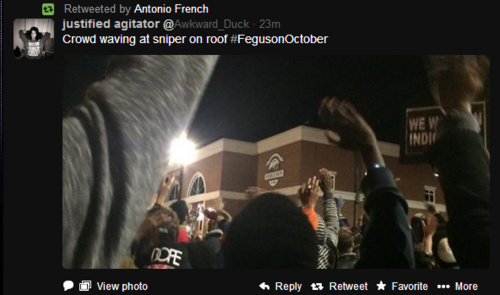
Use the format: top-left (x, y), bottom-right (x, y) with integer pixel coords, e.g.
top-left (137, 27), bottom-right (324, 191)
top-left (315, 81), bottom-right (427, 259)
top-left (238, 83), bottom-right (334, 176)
top-left (328, 171), bottom-right (337, 191)
top-left (424, 185), bottom-right (436, 203)
top-left (168, 182), bottom-right (180, 201)
top-left (193, 201), bottom-right (206, 238)
top-left (188, 172), bottom-right (206, 197)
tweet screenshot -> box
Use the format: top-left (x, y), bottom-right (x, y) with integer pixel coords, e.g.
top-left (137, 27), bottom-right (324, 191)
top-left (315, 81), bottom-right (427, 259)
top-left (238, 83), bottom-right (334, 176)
top-left (1, 1), bottom-right (492, 294)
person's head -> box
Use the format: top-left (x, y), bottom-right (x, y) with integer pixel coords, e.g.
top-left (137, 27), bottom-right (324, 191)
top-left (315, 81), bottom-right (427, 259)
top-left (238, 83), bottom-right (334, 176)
top-left (223, 193), bottom-right (318, 269)
top-left (170, 200), bottom-right (189, 224)
top-left (27, 27), bottom-right (41, 41)
top-left (132, 206), bottom-right (179, 265)
top-left (411, 213), bottom-right (426, 244)
top-left (353, 233), bottom-right (363, 253)
top-left (144, 205), bottom-right (180, 242)
top-left (338, 228), bottom-right (355, 254)
top-left (356, 216), bottom-right (363, 228)
top-left (132, 206), bottom-right (192, 269)
top-left (425, 55), bottom-right (490, 105)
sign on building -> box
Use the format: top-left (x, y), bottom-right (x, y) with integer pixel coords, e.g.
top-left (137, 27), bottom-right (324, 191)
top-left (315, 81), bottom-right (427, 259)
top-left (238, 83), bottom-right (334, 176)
top-left (265, 153), bottom-right (285, 187)
top-left (403, 102), bottom-right (487, 161)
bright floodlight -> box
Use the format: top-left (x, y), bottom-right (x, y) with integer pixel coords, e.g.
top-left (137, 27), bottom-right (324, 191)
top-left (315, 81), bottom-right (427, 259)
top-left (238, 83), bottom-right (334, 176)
top-left (170, 132), bottom-right (196, 165)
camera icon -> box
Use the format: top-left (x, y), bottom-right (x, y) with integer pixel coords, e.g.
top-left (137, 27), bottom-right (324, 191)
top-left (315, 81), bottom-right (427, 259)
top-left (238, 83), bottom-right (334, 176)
top-left (79, 280), bottom-right (92, 291)
top-left (42, 3), bottom-right (54, 16)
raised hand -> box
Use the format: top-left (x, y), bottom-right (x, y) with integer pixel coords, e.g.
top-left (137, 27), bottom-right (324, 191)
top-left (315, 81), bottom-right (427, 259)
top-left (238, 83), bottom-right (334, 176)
top-left (318, 168), bottom-right (333, 194)
top-left (299, 176), bottom-right (320, 209)
top-left (154, 176), bottom-right (175, 206)
top-left (318, 97), bottom-right (377, 151)
top-left (422, 214), bottom-right (438, 238)
top-left (318, 97), bottom-right (384, 167)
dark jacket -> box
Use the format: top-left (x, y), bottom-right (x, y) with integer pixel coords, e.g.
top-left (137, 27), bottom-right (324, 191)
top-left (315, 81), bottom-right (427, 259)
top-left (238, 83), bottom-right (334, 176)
top-left (427, 111), bottom-right (489, 269)
top-left (355, 166), bottom-right (415, 269)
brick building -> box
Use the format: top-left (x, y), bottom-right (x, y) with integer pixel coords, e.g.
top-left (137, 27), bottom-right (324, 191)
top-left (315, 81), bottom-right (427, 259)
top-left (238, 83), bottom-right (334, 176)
top-left (164, 125), bottom-right (444, 235)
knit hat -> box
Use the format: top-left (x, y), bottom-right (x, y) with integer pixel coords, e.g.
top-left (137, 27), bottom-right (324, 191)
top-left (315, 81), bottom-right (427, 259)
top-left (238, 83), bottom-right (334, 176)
top-left (207, 229), bottom-right (224, 237)
top-left (170, 200), bottom-right (189, 223)
top-left (223, 193), bottom-right (318, 269)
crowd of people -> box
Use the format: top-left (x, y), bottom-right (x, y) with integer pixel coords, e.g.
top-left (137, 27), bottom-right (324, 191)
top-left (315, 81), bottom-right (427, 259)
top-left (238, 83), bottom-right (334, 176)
top-left (63, 55), bottom-right (490, 269)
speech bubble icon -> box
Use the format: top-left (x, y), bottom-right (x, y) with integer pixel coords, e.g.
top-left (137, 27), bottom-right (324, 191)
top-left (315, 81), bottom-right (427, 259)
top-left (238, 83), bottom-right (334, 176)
top-left (63, 281), bottom-right (74, 291)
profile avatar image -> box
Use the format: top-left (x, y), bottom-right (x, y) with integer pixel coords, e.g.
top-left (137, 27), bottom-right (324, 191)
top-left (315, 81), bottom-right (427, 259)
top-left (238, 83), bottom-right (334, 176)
top-left (14, 21), bottom-right (54, 60)
top-left (19, 27), bottom-right (47, 59)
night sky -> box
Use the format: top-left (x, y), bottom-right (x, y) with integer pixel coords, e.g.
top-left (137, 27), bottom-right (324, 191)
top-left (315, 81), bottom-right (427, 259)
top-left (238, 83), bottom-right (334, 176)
top-left (63, 55), bottom-right (435, 146)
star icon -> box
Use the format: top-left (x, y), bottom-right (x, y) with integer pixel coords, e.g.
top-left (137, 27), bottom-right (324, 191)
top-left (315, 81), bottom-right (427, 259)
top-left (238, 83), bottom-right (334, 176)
top-left (377, 281), bottom-right (386, 290)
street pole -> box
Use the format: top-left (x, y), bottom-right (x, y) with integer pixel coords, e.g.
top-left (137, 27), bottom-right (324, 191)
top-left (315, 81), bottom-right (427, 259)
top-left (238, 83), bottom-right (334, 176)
top-left (178, 164), bottom-right (184, 201)
top-left (353, 151), bottom-right (361, 226)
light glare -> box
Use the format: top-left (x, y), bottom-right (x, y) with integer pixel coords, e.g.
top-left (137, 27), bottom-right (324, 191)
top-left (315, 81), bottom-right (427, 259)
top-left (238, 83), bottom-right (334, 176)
top-left (170, 133), bottom-right (196, 165)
